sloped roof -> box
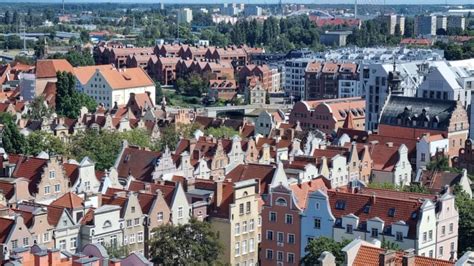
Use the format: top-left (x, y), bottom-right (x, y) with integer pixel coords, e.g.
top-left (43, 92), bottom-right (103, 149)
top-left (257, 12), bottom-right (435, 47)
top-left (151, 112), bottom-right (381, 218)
top-left (290, 177), bottom-right (331, 209)
top-left (36, 59), bottom-right (73, 78)
top-left (0, 217), bottom-right (15, 243)
top-left (50, 192), bottom-right (84, 210)
top-left (73, 64), bottom-right (114, 85)
top-left (116, 147), bottom-right (161, 181)
top-left (226, 164), bottom-right (275, 195)
top-left (100, 67), bottom-right (154, 90)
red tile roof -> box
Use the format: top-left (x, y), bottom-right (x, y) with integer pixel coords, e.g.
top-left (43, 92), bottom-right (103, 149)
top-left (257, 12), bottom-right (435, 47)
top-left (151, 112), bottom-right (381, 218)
top-left (36, 59), bottom-right (73, 79)
top-left (63, 163), bottom-right (79, 185)
top-left (116, 147), bottom-right (161, 182)
top-left (11, 156), bottom-right (48, 194)
top-left (225, 164), bottom-right (275, 195)
top-left (46, 206), bottom-right (66, 226)
top-left (0, 217), bottom-right (15, 243)
top-left (50, 192), bottom-right (84, 210)
top-left (0, 180), bottom-right (15, 200)
top-left (290, 177), bottom-right (331, 209)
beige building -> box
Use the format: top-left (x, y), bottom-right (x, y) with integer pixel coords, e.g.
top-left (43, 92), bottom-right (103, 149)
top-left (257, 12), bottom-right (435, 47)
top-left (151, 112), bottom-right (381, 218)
top-left (211, 179), bottom-right (260, 266)
top-left (384, 14), bottom-right (405, 35)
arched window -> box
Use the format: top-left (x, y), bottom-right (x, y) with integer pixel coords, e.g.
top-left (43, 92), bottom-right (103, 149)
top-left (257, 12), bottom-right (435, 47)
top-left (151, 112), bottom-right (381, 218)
top-left (103, 220), bottom-right (112, 229)
top-left (275, 198), bottom-right (287, 206)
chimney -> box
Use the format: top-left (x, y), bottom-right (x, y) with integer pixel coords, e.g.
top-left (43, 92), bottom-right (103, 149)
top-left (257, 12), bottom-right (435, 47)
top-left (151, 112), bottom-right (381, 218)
top-left (33, 251), bottom-right (49, 266)
top-left (109, 259), bottom-right (122, 266)
top-left (379, 250), bottom-right (397, 266)
top-left (145, 182), bottom-right (151, 193)
top-left (402, 250), bottom-right (415, 266)
top-left (371, 192), bottom-right (376, 205)
top-left (215, 181), bottom-right (224, 207)
top-left (48, 249), bottom-right (61, 265)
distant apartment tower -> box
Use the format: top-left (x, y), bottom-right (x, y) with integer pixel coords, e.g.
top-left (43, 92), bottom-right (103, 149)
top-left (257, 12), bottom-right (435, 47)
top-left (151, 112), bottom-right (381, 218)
top-left (447, 16), bottom-right (466, 31)
top-left (178, 8), bottom-right (193, 24)
top-left (414, 15), bottom-right (436, 36)
top-left (436, 15), bottom-right (448, 32)
top-left (384, 14), bottom-right (405, 35)
top-left (284, 58), bottom-right (312, 101)
top-left (244, 6), bottom-right (262, 16)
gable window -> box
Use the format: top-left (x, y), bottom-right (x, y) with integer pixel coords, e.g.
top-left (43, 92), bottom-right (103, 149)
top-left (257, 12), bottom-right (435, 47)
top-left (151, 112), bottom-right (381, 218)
top-left (285, 214), bottom-right (293, 224)
top-left (11, 240), bottom-right (18, 249)
top-left (131, 206), bottom-right (136, 213)
top-left (134, 218), bottom-right (140, 226)
top-left (178, 207), bottom-right (184, 218)
top-left (126, 219), bottom-right (132, 228)
top-left (54, 184), bottom-right (60, 192)
top-left (371, 228), bottom-right (379, 238)
top-left (49, 171), bottom-right (55, 179)
top-left (275, 198), bottom-right (287, 206)
top-left (428, 230), bottom-right (433, 241)
top-left (23, 237), bottom-right (29, 247)
top-left (421, 153), bottom-right (426, 162)
top-left (44, 186), bottom-right (50, 195)
top-left (157, 212), bottom-right (163, 222)
top-left (43, 232), bottom-right (50, 243)
top-left (314, 218), bottom-right (321, 229)
top-left (103, 220), bottom-right (112, 229)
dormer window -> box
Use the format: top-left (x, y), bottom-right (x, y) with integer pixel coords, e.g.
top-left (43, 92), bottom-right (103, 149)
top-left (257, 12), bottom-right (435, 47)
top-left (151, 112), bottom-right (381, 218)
top-left (388, 208), bottom-right (396, 217)
top-left (363, 204), bottom-right (371, 214)
top-left (335, 200), bottom-right (346, 210)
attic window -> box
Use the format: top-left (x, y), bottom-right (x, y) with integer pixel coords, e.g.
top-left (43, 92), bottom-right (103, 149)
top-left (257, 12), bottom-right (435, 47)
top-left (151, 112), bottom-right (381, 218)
top-left (124, 154), bottom-right (131, 162)
top-left (335, 200), bottom-right (346, 210)
top-left (411, 211), bottom-right (418, 220)
top-left (275, 198), bottom-right (287, 207)
top-left (388, 208), bottom-right (396, 217)
top-left (363, 204), bottom-right (371, 214)
top-left (335, 218), bottom-right (342, 226)
top-left (103, 220), bottom-right (112, 229)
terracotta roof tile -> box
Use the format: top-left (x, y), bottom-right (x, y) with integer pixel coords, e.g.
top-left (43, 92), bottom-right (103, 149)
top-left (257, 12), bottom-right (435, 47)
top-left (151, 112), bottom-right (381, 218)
top-left (225, 164), bottom-right (275, 194)
top-left (116, 147), bottom-right (161, 182)
top-left (36, 59), bottom-right (73, 78)
top-left (47, 205), bottom-right (66, 226)
top-left (0, 217), bottom-right (15, 243)
top-left (99, 67), bottom-right (154, 90)
top-left (50, 192), bottom-right (84, 209)
top-left (290, 177), bottom-right (331, 209)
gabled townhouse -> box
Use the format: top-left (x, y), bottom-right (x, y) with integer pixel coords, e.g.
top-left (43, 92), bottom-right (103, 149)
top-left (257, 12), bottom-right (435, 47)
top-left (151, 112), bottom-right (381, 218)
top-left (238, 64), bottom-right (272, 92)
top-left (155, 44), bottom-right (183, 58)
top-left (13, 200), bottom-right (81, 254)
top-left (2, 154), bottom-right (70, 204)
top-left (80, 205), bottom-right (124, 249)
top-left (416, 168), bottom-right (472, 198)
top-left (113, 142), bottom-right (162, 183)
top-left (0, 215), bottom-right (33, 261)
top-left (289, 97), bottom-right (366, 135)
top-left (261, 166), bottom-right (330, 266)
top-left (370, 142), bottom-right (413, 186)
top-left (65, 157), bottom-right (102, 195)
top-left (210, 179), bottom-right (260, 266)
top-left (127, 180), bottom-right (191, 225)
top-left (153, 57), bottom-right (180, 86)
top-left (300, 187), bottom-right (459, 261)
top-left (416, 133), bottom-right (449, 170)
top-left (378, 96), bottom-right (469, 158)
top-left (102, 189), bottom-right (146, 254)
top-left (181, 45), bottom-right (209, 60)
top-left (255, 110), bottom-right (285, 137)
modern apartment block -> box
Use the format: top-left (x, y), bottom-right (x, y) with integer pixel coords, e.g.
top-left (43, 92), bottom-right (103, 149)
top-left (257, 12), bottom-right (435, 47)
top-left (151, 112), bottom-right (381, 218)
top-left (415, 15), bottom-right (437, 36)
top-left (383, 14), bottom-right (405, 35)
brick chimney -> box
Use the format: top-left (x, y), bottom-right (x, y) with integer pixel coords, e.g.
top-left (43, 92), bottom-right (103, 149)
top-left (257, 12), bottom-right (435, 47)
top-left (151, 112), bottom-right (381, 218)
top-left (109, 258), bottom-right (121, 266)
top-left (33, 251), bottom-right (49, 266)
top-left (215, 181), bottom-right (224, 207)
top-left (379, 250), bottom-right (397, 266)
top-left (371, 192), bottom-right (376, 205)
top-left (48, 249), bottom-right (61, 265)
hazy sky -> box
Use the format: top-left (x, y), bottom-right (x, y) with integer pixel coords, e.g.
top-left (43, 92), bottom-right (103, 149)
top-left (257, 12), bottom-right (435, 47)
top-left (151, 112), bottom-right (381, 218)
top-left (13, 0), bottom-right (474, 4)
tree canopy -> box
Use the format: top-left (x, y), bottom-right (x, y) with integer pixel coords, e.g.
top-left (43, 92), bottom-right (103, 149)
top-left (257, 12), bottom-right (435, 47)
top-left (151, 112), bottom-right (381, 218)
top-left (204, 126), bottom-right (239, 139)
top-left (149, 218), bottom-right (222, 265)
top-left (0, 112), bottom-right (26, 154)
top-left (301, 237), bottom-right (351, 265)
top-left (50, 50), bottom-right (95, 67)
top-left (56, 71), bottom-right (97, 119)
top-left (454, 185), bottom-right (474, 254)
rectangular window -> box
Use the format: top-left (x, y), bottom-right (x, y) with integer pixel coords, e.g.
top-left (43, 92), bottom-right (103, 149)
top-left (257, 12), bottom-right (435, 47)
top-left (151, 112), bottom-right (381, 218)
top-left (249, 238), bottom-right (255, 252)
top-left (134, 218), bottom-right (140, 226)
top-left (137, 232), bottom-right (144, 243)
top-left (451, 242), bottom-right (455, 252)
top-left (449, 223), bottom-right (454, 233)
top-left (59, 240), bottom-right (66, 250)
top-left (285, 214), bottom-right (293, 224)
top-left (346, 224), bottom-right (353, 234)
top-left (235, 223), bottom-right (240, 235)
top-left (423, 232), bottom-right (427, 242)
top-left (314, 218), bottom-right (321, 229)
top-left (131, 206), bottom-right (136, 213)
top-left (439, 246), bottom-right (444, 256)
top-left (239, 203), bottom-right (244, 215)
top-left (266, 249), bottom-right (273, 260)
top-left (158, 212), bottom-right (163, 222)
top-left (249, 219), bottom-right (255, 231)
top-left (396, 232), bottom-right (403, 241)
top-left (127, 219), bottom-right (132, 227)
top-left (178, 207), bottom-right (184, 218)
top-left (235, 242), bottom-right (240, 256)
top-left (277, 251), bottom-right (284, 262)
top-left (49, 171), bottom-right (55, 179)
top-left (266, 230), bottom-right (273, 241)
top-left (371, 228), bottom-right (379, 238)
top-left (44, 186), bottom-right (50, 195)
top-left (429, 230), bottom-right (433, 241)
top-left (429, 250), bottom-right (433, 258)
top-left (246, 201), bottom-right (251, 213)
top-left (23, 237), bottom-right (29, 247)
top-left (441, 226), bottom-right (446, 236)
top-left (288, 253), bottom-right (295, 263)
top-left (277, 232), bottom-right (284, 243)
top-left (269, 212), bottom-right (277, 222)
top-left (242, 240), bottom-right (247, 254)
top-left (54, 184), bottom-right (60, 192)
top-left (43, 233), bottom-right (50, 243)
top-left (242, 221), bottom-right (247, 233)
top-left (129, 234), bottom-right (135, 244)
top-left (70, 237), bottom-right (77, 248)
top-left (11, 240), bottom-right (18, 249)
top-left (288, 234), bottom-right (295, 244)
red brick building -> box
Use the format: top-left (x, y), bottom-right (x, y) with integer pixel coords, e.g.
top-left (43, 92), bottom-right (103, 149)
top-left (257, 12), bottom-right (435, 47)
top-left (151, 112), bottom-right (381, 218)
top-left (238, 64), bottom-right (272, 92)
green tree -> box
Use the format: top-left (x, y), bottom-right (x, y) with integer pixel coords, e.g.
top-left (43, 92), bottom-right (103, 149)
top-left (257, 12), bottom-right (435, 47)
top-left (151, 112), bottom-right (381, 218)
top-left (301, 237), bottom-right (351, 265)
top-left (454, 185), bottom-right (474, 254)
top-left (149, 218), bottom-right (222, 265)
top-left (56, 71), bottom-right (97, 119)
top-left (50, 51), bottom-right (95, 67)
top-left (381, 237), bottom-right (400, 250)
top-left (204, 126), bottom-right (239, 139)
top-left (157, 125), bottom-right (180, 150)
top-left (68, 130), bottom-right (122, 171)
top-left (27, 96), bottom-right (52, 120)
top-left (118, 128), bottom-right (154, 149)
top-left (104, 243), bottom-right (129, 259)
top-left (0, 113), bottom-right (26, 154)
top-left (25, 131), bottom-right (66, 156)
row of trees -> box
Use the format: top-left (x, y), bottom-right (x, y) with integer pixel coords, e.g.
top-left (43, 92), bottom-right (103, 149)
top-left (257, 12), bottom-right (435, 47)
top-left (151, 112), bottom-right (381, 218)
top-left (434, 40), bottom-right (474, 61)
top-left (56, 71), bottom-right (97, 119)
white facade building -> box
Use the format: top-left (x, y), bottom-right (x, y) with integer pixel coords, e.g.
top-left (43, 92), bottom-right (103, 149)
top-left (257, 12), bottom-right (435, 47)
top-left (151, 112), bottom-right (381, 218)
top-left (416, 134), bottom-right (449, 170)
top-left (284, 58), bottom-right (312, 100)
top-left (178, 8), bottom-right (193, 24)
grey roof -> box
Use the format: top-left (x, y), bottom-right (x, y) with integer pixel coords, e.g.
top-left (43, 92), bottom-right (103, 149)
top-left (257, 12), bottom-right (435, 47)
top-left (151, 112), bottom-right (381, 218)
top-left (380, 96), bottom-right (458, 131)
